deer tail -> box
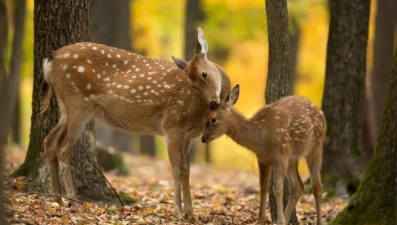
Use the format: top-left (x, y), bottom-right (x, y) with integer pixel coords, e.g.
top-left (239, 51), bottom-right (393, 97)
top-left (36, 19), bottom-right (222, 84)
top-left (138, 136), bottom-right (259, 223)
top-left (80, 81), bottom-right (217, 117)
top-left (40, 53), bottom-right (54, 114)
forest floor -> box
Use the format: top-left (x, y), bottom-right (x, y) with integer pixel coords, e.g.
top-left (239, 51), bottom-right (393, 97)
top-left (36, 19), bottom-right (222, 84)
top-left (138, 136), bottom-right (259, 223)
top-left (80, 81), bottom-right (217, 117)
top-left (4, 147), bottom-right (348, 225)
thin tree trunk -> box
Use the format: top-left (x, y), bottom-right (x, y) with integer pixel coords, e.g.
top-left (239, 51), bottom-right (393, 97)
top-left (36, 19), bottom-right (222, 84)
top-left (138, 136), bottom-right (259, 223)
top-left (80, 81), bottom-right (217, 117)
top-left (90, 0), bottom-right (136, 153)
top-left (0, 0), bottom-right (25, 151)
top-left (289, 16), bottom-right (301, 94)
top-left (0, 0), bottom-right (10, 151)
top-left (13, 0), bottom-right (108, 201)
top-left (264, 0), bottom-right (298, 224)
top-left (0, 137), bottom-right (5, 225)
top-left (321, 0), bottom-right (370, 197)
top-left (329, 49), bottom-right (397, 225)
top-left (368, 0), bottom-right (397, 152)
top-left (371, 0), bottom-right (397, 123)
top-left (9, 0), bottom-right (26, 145)
top-left (184, 0), bottom-right (206, 163)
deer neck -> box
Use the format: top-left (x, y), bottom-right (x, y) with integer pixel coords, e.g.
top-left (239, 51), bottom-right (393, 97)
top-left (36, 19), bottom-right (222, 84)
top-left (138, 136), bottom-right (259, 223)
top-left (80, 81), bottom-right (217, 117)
top-left (225, 109), bottom-right (262, 154)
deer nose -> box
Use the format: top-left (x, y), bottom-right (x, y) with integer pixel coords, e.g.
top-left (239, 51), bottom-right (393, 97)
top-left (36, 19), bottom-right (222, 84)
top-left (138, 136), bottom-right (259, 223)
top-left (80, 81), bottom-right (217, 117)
top-left (201, 136), bottom-right (207, 143)
top-left (210, 101), bottom-right (218, 109)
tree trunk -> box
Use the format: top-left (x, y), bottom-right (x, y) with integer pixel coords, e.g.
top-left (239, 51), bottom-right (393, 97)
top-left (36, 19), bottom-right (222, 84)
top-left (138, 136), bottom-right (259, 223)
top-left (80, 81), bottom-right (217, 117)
top-left (0, 0), bottom-right (10, 152)
top-left (264, 0), bottom-right (298, 224)
top-left (12, 0), bottom-right (108, 201)
top-left (321, 0), bottom-right (370, 197)
top-left (0, 0), bottom-right (7, 212)
top-left (140, 135), bottom-right (156, 157)
top-left (0, 0), bottom-right (25, 151)
top-left (288, 16), bottom-right (301, 94)
top-left (90, 0), bottom-right (137, 154)
top-left (184, 0), bottom-right (206, 163)
top-left (368, 0), bottom-right (397, 150)
top-left (329, 49), bottom-right (397, 225)
top-left (0, 135), bottom-right (5, 224)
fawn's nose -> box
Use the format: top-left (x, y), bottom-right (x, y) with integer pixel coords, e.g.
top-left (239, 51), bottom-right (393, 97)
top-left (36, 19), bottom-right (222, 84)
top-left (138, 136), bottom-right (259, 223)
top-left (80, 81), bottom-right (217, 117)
top-left (201, 136), bottom-right (207, 143)
top-left (210, 101), bottom-right (218, 109)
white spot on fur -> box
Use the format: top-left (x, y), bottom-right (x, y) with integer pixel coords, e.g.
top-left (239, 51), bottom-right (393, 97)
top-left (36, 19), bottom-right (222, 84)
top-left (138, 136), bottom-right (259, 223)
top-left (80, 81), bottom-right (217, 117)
top-left (78, 66), bottom-right (84, 72)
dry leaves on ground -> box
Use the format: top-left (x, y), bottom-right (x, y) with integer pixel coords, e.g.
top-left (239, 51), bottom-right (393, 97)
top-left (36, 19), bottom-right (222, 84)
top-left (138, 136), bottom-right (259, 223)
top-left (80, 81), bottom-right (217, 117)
top-left (4, 152), bottom-right (347, 224)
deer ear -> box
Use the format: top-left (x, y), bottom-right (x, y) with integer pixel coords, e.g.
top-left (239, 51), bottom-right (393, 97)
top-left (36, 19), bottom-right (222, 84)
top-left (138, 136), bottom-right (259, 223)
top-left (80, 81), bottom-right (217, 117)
top-left (195, 27), bottom-right (208, 56)
top-left (171, 55), bottom-right (187, 70)
top-left (224, 84), bottom-right (240, 110)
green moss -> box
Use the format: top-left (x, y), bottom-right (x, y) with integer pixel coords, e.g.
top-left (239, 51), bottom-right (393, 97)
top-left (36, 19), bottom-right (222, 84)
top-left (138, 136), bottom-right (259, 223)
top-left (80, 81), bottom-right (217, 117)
top-left (329, 180), bottom-right (396, 225)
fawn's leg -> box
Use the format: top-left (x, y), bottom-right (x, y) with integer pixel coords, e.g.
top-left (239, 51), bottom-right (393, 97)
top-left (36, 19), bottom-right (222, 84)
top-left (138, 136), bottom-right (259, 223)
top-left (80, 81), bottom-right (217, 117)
top-left (307, 144), bottom-right (323, 225)
top-left (284, 159), bottom-right (303, 224)
top-left (272, 161), bottom-right (288, 225)
top-left (166, 133), bottom-right (186, 219)
top-left (181, 140), bottom-right (193, 217)
top-left (257, 160), bottom-right (271, 225)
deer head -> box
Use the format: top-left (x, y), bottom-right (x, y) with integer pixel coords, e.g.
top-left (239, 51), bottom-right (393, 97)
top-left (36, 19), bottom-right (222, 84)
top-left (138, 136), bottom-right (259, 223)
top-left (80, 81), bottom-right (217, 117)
top-left (201, 84), bottom-right (240, 143)
top-left (172, 27), bottom-right (221, 109)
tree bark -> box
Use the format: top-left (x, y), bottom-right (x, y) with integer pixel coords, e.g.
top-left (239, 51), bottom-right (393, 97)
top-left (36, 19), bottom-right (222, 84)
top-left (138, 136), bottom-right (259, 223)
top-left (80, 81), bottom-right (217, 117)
top-left (321, 0), bottom-right (370, 197)
top-left (12, 0), bottom-right (108, 201)
top-left (329, 49), bottom-right (397, 225)
top-left (264, 0), bottom-right (298, 224)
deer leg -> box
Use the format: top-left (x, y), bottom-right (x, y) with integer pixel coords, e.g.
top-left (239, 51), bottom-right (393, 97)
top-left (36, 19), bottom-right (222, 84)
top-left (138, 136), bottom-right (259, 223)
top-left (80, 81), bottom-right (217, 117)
top-left (181, 140), bottom-right (193, 217)
top-left (57, 110), bottom-right (93, 204)
top-left (284, 159), bottom-right (303, 224)
top-left (166, 134), bottom-right (185, 219)
top-left (257, 160), bottom-right (271, 225)
top-left (272, 161), bottom-right (288, 225)
top-left (44, 120), bottom-right (67, 203)
top-left (307, 145), bottom-right (323, 225)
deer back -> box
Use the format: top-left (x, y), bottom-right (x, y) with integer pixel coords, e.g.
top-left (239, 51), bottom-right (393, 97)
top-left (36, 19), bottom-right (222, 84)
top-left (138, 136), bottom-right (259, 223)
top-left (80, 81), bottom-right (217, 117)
top-left (250, 96), bottom-right (326, 158)
top-left (42, 42), bottom-right (229, 137)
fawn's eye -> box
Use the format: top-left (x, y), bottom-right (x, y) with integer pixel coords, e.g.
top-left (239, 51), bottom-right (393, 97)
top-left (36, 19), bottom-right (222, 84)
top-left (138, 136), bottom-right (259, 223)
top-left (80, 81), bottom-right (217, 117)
top-left (202, 71), bottom-right (207, 79)
top-left (210, 118), bottom-right (217, 124)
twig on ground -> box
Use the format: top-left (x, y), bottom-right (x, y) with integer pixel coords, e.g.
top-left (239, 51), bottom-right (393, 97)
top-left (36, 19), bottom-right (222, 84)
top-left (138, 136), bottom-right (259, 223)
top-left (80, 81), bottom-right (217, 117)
top-left (9, 220), bottom-right (35, 225)
top-left (15, 192), bottom-right (83, 205)
top-left (86, 157), bottom-right (124, 207)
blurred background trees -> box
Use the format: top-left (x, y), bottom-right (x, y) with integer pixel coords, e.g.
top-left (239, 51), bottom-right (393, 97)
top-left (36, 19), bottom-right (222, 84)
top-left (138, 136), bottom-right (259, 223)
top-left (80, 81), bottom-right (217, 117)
top-left (0, 0), bottom-right (396, 215)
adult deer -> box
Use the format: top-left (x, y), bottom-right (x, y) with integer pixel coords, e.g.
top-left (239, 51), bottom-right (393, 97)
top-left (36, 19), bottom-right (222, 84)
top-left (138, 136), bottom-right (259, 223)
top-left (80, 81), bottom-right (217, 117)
top-left (41, 28), bottom-right (231, 219)
top-left (201, 85), bottom-right (326, 225)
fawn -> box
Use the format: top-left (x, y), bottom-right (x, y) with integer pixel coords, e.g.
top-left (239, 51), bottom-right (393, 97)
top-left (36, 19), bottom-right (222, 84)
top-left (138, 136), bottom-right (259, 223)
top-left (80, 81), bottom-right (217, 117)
top-left (41, 28), bottom-right (231, 219)
top-left (201, 84), bottom-right (326, 225)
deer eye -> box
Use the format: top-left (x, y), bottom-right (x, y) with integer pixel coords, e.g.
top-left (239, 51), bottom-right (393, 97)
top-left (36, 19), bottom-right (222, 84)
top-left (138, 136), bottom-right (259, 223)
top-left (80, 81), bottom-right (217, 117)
top-left (202, 71), bottom-right (207, 78)
top-left (210, 118), bottom-right (217, 124)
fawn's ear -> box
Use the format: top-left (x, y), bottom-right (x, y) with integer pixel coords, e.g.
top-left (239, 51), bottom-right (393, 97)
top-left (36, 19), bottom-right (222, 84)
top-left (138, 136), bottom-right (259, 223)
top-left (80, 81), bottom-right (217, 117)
top-left (171, 55), bottom-right (187, 70)
top-left (195, 27), bottom-right (208, 56)
top-left (224, 84), bottom-right (240, 110)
